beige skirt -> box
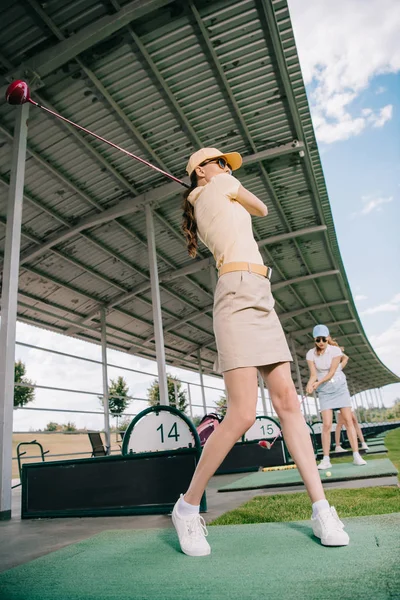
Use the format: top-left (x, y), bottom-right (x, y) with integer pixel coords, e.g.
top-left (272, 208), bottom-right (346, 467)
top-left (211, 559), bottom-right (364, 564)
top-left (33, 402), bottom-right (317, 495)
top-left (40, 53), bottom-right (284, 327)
top-left (213, 270), bottom-right (292, 373)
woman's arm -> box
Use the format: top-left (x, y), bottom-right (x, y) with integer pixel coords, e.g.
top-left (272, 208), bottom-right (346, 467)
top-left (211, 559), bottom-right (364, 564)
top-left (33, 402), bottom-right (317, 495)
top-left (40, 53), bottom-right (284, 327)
top-left (340, 354), bottom-right (349, 370)
top-left (236, 185), bottom-right (268, 217)
top-left (312, 356), bottom-right (341, 390)
top-left (306, 360), bottom-right (318, 394)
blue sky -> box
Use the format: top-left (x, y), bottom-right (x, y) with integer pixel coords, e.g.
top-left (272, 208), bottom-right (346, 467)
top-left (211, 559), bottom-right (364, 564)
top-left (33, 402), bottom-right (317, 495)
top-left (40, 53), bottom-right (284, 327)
top-left (320, 74), bottom-right (400, 405)
top-left (7, 0), bottom-right (400, 431)
top-left (288, 0), bottom-right (400, 406)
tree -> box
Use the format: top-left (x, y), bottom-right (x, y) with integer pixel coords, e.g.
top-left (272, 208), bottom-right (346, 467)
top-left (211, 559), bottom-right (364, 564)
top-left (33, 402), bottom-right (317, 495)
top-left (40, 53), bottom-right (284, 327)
top-left (14, 360), bottom-right (35, 407)
top-left (45, 422), bottom-right (58, 432)
top-left (63, 421), bottom-right (77, 432)
top-left (99, 376), bottom-right (131, 417)
top-left (215, 395), bottom-right (227, 418)
top-left (147, 374), bottom-right (188, 413)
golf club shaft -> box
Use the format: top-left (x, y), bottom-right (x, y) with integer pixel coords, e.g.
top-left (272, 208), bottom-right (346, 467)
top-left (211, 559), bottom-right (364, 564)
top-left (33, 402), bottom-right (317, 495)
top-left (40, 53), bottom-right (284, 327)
top-left (27, 98), bottom-right (190, 188)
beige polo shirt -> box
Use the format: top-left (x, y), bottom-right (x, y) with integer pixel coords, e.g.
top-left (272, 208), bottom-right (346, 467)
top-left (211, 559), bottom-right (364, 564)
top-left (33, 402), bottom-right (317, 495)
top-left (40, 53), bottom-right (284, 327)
top-left (188, 173), bottom-right (264, 269)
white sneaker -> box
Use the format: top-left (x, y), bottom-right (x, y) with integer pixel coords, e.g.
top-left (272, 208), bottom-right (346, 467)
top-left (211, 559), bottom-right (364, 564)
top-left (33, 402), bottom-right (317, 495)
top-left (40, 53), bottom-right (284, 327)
top-left (361, 442), bottom-right (369, 450)
top-left (312, 506), bottom-right (350, 546)
top-left (172, 496), bottom-right (211, 557)
top-left (335, 445), bottom-right (346, 453)
top-left (353, 454), bottom-right (367, 466)
top-left (317, 457), bottom-right (332, 470)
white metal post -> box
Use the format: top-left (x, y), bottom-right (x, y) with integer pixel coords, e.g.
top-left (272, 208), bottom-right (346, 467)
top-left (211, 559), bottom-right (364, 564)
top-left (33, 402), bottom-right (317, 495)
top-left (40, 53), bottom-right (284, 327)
top-left (145, 205), bottom-right (168, 405)
top-left (197, 349), bottom-right (207, 414)
top-left (100, 308), bottom-right (111, 454)
top-left (187, 383), bottom-right (193, 418)
top-left (313, 392), bottom-right (321, 421)
top-left (0, 104), bottom-right (29, 520)
top-left (258, 372), bottom-right (268, 415)
top-left (379, 388), bottom-right (385, 409)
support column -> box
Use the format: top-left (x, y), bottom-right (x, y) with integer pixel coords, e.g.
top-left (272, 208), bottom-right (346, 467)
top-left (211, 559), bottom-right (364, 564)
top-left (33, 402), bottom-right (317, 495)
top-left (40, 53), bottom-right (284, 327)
top-left (368, 389), bottom-right (375, 409)
top-left (146, 205), bottom-right (168, 405)
top-left (290, 337), bottom-right (308, 421)
top-left (379, 387), bottom-right (385, 409)
top-left (187, 383), bottom-right (193, 418)
top-left (258, 372), bottom-right (268, 415)
top-left (313, 392), bottom-right (321, 421)
top-left (100, 308), bottom-right (111, 454)
top-left (0, 104), bottom-right (29, 520)
top-left (197, 349), bottom-right (207, 414)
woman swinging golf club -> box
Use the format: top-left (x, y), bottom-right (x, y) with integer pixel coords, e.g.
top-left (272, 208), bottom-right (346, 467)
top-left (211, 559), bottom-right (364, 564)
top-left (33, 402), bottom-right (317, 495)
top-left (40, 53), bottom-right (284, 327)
top-left (306, 324), bottom-right (367, 470)
top-left (172, 148), bottom-right (350, 556)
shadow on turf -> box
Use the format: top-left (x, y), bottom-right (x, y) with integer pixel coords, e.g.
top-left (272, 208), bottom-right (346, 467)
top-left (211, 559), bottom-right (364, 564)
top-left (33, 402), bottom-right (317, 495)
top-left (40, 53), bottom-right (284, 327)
top-left (156, 528), bottom-right (182, 554)
top-left (284, 521), bottom-right (322, 546)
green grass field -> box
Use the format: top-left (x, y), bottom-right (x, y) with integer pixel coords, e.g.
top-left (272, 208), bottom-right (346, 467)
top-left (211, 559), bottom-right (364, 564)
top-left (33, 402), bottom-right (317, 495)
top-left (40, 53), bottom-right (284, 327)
top-left (210, 428), bottom-right (400, 526)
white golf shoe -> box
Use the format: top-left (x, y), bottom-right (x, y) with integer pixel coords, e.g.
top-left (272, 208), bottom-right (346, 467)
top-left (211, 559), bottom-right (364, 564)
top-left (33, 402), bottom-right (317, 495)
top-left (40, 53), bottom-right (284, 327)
top-left (312, 506), bottom-right (350, 546)
top-left (172, 496), bottom-right (211, 557)
top-left (353, 453), bottom-right (367, 466)
top-left (361, 442), bottom-right (369, 450)
top-left (317, 457), bottom-right (332, 470)
top-left (335, 445), bottom-right (346, 452)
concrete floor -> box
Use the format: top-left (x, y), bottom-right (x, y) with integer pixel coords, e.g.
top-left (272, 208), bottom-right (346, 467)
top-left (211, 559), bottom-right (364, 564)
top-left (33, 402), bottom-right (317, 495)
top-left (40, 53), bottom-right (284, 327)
top-left (0, 473), bottom-right (398, 573)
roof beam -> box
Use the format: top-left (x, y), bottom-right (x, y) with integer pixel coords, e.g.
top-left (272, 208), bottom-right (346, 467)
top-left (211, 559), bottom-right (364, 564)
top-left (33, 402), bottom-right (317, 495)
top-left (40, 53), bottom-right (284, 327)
top-left (280, 300), bottom-right (349, 321)
top-left (18, 181), bottom-right (180, 265)
top-left (290, 320), bottom-right (357, 337)
top-left (6, 0), bottom-right (176, 81)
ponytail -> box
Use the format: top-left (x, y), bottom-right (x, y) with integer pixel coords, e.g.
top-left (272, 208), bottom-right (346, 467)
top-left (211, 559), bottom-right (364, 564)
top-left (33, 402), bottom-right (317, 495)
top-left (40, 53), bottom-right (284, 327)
top-left (182, 172), bottom-right (198, 258)
top-left (327, 336), bottom-right (340, 348)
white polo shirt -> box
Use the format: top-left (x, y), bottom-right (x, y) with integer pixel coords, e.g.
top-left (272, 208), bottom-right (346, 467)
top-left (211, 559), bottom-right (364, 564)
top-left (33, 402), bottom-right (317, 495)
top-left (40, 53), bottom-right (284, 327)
top-left (306, 345), bottom-right (343, 381)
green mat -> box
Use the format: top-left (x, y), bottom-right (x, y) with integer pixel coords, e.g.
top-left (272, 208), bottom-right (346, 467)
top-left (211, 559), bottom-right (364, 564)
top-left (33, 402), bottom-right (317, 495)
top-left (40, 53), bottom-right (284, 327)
top-left (0, 514), bottom-right (399, 600)
top-left (368, 440), bottom-right (387, 446)
top-left (219, 459), bottom-right (398, 492)
top-left (366, 445), bottom-right (388, 454)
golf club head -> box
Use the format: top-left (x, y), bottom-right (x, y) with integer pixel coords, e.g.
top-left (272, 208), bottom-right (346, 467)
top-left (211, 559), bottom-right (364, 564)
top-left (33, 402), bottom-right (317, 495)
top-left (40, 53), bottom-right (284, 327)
top-left (258, 440), bottom-right (271, 449)
top-left (5, 80), bottom-right (30, 105)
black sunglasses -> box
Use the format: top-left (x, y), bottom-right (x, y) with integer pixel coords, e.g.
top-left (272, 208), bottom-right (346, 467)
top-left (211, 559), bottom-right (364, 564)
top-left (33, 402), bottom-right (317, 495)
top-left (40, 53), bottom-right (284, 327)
top-left (315, 337), bottom-right (327, 343)
top-left (200, 157), bottom-right (232, 171)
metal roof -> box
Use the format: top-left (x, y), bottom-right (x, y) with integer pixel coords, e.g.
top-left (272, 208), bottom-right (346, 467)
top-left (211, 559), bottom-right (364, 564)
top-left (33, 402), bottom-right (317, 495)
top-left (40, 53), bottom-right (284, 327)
top-left (0, 0), bottom-right (398, 393)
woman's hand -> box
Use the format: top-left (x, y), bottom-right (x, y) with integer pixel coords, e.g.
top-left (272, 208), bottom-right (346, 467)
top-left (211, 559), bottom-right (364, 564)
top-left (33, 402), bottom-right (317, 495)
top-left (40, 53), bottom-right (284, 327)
top-left (306, 382), bottom-right (314, 394)
top-left (311, 381), bottom-right (319, 391)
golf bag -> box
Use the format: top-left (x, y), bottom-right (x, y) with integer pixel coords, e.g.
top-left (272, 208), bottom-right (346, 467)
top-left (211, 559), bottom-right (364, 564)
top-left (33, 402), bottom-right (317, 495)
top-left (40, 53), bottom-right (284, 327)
top-left (196, 413), bottom-right (223, 446)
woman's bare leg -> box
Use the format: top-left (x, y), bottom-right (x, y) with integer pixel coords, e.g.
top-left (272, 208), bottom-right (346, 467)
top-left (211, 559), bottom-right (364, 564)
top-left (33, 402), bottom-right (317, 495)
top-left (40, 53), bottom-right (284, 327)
top-left (184, 366), bottom-right (258, 505)
top-left (335, 411), bottom-right (344, 447)
top-left (321, 409), bottom-right (333, 457)
top-left (340, 407), bottom-right (358, 452)
top-left (259, 362), bottom-right (325, 504)
top-left (352, 412), bottom-right (365, 444)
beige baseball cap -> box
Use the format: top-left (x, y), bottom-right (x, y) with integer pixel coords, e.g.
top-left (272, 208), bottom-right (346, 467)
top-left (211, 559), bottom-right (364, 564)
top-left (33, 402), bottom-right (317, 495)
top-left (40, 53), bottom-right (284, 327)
top-left (186, 147), bottom-right (242, 177)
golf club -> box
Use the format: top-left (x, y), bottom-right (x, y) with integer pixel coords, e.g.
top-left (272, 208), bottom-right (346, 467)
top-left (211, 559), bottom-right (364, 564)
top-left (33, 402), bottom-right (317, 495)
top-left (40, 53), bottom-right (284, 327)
top-left (5, 80), bottom-right (190, 189)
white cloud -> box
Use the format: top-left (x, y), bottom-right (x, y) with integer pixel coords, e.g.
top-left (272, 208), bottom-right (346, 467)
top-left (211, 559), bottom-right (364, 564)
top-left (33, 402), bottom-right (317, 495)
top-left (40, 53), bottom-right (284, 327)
top-left (369, 316), bottom-right (400, 373)
top-left (351, 194), bottom-right (394, 218)
top-left (360, 194), bottom-right (394, 215)
top-left (370, 104), bottom-right (393, 127)
top-left (288, 0), bottom-right (400, 143)
top-left (354, 295), bottom-right (368, 301)
top-left (361, 293), bottom-right (400, 316)
top-left (376, 86), bottom-right (386, 94)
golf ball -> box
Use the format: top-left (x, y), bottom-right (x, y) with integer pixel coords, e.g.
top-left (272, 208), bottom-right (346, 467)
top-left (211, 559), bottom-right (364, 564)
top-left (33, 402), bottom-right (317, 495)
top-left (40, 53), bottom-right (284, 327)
top-left (326, 471), bottom-right (332, 477)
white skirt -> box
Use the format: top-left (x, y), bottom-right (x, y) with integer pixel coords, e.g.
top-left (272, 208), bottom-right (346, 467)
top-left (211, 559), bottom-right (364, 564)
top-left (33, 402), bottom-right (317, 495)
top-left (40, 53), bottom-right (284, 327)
top-left (318, 373), bottom-right (352, 410)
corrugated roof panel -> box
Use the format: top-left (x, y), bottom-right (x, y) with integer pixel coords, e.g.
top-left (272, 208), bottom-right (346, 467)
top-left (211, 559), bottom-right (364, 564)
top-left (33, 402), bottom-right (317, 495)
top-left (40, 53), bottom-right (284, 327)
top-left (0, 0), bottom-right (397, 389)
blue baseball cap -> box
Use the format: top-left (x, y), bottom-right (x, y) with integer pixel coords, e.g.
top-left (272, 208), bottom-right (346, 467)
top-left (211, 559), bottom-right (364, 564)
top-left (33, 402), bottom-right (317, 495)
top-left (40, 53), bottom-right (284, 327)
top-left (313, 324), bottom-right (329, 338)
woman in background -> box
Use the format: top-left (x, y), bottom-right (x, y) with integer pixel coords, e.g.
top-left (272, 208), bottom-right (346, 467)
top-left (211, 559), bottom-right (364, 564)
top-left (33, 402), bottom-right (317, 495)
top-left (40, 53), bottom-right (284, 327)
top-left (306, 324), bottom-right (366, 469)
